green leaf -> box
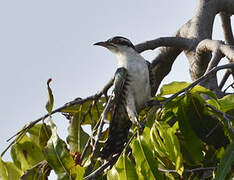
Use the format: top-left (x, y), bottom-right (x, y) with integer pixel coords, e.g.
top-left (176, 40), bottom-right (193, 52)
top-left (150, 122), bottom-right (184, 175)
top-left (27, 124), bottom-right (43, 147)
top-left (176, 97), bottom-right (203, 164)
top-left (206, 98), bottom-right (221, 110)
top-left (186, 94), bottom-right (229, 149)
top-left (45, 79), bottom-right (54, 114)
top-left (70, 165), bottom-right (85, 180)
top-left (218, 94), bottom-right (234, 112)
top-left (0, 157), bottom-right (22, 180)
top-left (215, 142), bottom-right (234, 180)
top-left (189, 84), bottom-right (217, 100)
top-left (44, 119), bottom-right (76, 180)
top-left (159, 81), bottom-right (190, 96)
top-left (131, 132), bottom-right (163, 180)
top-left (11, 135), bottom-right (45, 172)
top-left (20, 161), bottom-right (51, 180)
top-left (39, 123), bottom-right (52, 150)
top-left (110, 151), bottom-right (138, 180)
top-left (159, 81), bottom-right (217, 100)
top-left (67, 112), bottom-right (89, 154)
top-left (107, 166), bottom-right (119, 180)
top-left (61, 97), bottom-right (107, 125)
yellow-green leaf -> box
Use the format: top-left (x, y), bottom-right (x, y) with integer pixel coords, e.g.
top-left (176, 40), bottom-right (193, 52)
top-left (67, 113), bottom-right (89, 154)
top-left (218, 94), bottom-right (234, 112)
top-left (11, 135), bottom-right (45, 172)
top-left (44, 119), bottom-right (76, 180)
top-left (215, 142), bottom-right (234, 180)
top-left (45, 79), bottom-right (54, 114)
top-left (70, 165), bottom-right (85, 180)
top-left (109, 151), bottom-right (138, 180)
top-left (131, 133), bottom-right (163, 180)
top-left (0, 157), bottom-right (22, 180)
top-left (159, 81), bottom-right (190, 96)
top-left (150, 122), bottom-right (184, 175)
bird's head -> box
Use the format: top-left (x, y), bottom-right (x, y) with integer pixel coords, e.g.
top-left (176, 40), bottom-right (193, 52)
top-left (94, 36), bottom-right (136, 54)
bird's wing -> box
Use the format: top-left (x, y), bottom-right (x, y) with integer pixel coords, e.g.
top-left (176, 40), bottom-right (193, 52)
top-left (146, 60), bottom-right (155, 97)
top-left (100, 67), bottom-right (132, 159)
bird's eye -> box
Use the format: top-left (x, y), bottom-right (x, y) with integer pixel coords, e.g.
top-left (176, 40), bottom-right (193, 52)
top-left (113, 39), bottom-right (120, 44)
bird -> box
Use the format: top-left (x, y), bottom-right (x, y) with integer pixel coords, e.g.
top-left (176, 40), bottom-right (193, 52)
top-left (94, 36), bottom-right (152, 159)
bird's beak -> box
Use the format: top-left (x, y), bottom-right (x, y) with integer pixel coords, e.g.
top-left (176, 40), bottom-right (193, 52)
top-left (93, 41), bottom-right (108, 47)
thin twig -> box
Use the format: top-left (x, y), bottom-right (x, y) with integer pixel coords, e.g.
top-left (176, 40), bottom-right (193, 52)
top-left (1, 127), bottom-right (27, 157)
top-left (5, 78), bottom-right (114, 156)
top-left (205, 50), bottom-right (223, 73)
top-left (84, 155), bottom-right (119, 180)
top-left (91, 95), bottom-right (114, 160)
top-left (223, 82), bottom-right (234, 93)
top-left (205, 122), bottom-right (220, 138)
top-left (84, 130), bottom-right (138, 180)
top-left (158, 167), bottom-right (216, 173)
top-left (219, 69), bottom-right (231, 89)
top-left (80, 116), bottom-right (103, 163)
top-left (206, 104), bottom-right (234, 135)
top-left (163, 63), bottom-right (234, 105)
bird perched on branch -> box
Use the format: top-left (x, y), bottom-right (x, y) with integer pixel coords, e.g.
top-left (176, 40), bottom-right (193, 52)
top-left (94, 36), bottom-right (152, 159)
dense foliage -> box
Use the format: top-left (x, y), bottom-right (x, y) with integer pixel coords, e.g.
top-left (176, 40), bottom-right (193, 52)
top-left (0, 81), bottom-right (233, 180)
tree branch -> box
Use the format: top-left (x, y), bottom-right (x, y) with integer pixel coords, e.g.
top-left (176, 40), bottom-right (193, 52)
top-left (91, 95), bottom-right (114, 160)
top-left (135, 37), bottom-right (194, 53)
top-left (158, 167), bottom-right (216, 174)
top-left (163, 63), bottom-right (234, 105)
top-left (219, 69), bottom-right (232, 89)
top-left (84, 155), bottom-right (119, 180)
top-left (224, 82), bottom-right (234, 92)
top-left (150, 47), bottom-right (182, 95)
top-left (5, 78), bottom-right (114, 152)
top-left (207, 104), bottom-right (234, 135)
top-left (220, 12), bottom-right (234, 45)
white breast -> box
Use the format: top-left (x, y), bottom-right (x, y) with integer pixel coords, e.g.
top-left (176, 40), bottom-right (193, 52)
top-left (116, 48), bottom-right (151, 111)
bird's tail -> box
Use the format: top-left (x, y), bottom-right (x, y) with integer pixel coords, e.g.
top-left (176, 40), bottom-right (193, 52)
top-left (99, 104), bottom-right (132, 160)
top-left (100, 67), bottom-right (132, 159)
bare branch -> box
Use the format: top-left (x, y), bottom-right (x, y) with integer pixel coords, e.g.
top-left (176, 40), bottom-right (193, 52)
top-left (205, 50), bottom-right (223, 73)
top-left (195, 39), bottom-right (234, 95)
top-left (224, 82), bottom-right (234, 92)
top-left (219, 69), bottom-right (232, 89)
top-left (206, 104), bottom-right (234, 135)
top-left (220, 12), bottom-right (234, 45)
top-left (1, 126), bottom-right (27, 157)
top-left (196, 39), bottom-right (225, 61)
top-left (84, 155), bottom-right (119, 180)
top-left (92, 95), bottom-right (114, 160)
top-left (150, 47), bottom-right (182, 95)
top-left (80, 138), bottom-right (91, 164)
top-left (205, 122), bottom-right (220, 139)
top-left (158, 167), bottom-right (216, 174)
top-left (80, 116), bottom-right (104, 163)
top-left (135, 37), bottom-right (194, 53)
top-left (219, 45), bottom-right (234, 62)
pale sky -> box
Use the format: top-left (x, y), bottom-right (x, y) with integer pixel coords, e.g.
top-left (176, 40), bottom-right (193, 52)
top-left (0, 0), bottom-right (230, 178)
